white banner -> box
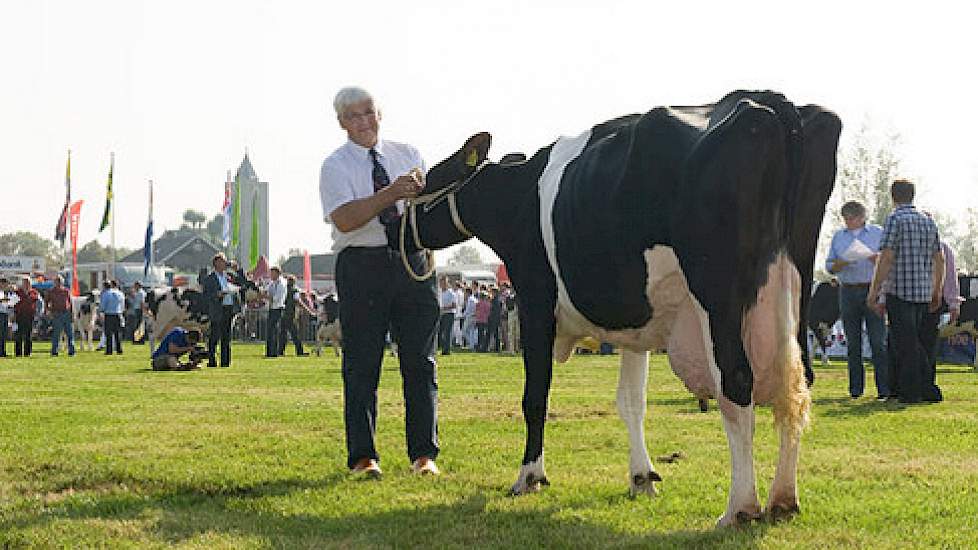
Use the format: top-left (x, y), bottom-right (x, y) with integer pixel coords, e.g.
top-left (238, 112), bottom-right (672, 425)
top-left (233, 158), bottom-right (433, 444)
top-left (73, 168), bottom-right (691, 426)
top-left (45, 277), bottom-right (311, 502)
top-left (0, 256), bottom-right (45, 273)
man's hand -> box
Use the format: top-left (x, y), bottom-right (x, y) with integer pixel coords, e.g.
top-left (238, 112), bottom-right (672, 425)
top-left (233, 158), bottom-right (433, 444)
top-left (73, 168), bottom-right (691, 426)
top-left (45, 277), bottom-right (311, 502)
top-left (829, 259), bottom-right (851, 273)
top-left (866, 296), bottom-right (885, 318)
top-left (385, 172), bottom-right (425, 201)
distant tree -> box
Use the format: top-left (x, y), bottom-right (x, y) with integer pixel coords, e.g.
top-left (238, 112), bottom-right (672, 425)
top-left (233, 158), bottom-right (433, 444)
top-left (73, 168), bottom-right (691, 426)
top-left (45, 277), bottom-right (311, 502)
top-left (952, 208), bottom-right (978, 274)
top-left (447, 245), bottom-right (483, 266)
top-left (76, 240), bottom-right (134, 263)
top-left (205, 213), bottom-right (225, 245)
top-left (182, 209), bottom-right (207, 231)
top-left (0, 231), bottom-right (61, 267)
top-left (835, 122), bottom-right (902, 226)
top-left (817, 121), bottom-right (903, 265)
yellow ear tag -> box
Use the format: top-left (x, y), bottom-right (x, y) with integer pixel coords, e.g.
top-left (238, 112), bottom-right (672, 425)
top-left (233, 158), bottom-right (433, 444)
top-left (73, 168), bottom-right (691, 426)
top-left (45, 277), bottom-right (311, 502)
top-left (465, 149), bottom-right (479, 168)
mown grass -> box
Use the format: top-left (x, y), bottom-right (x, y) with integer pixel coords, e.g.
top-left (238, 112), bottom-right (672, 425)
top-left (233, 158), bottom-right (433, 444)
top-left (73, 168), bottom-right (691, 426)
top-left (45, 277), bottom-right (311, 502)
top-left (1, 342), bottom-right (976, 548)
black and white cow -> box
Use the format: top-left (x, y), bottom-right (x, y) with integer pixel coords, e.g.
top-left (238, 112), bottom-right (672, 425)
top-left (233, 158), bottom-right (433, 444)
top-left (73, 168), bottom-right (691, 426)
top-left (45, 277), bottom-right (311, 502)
top-left (71, 291), bottom-right (100, 351)
top-left (315, 294), bottom-right (342, 357)
top-left (389, 91), bottom-right (840, 525)
top-left (144, 287), bottom-right (211, 351)
top-left (808, 280), bottom-right (841, 365)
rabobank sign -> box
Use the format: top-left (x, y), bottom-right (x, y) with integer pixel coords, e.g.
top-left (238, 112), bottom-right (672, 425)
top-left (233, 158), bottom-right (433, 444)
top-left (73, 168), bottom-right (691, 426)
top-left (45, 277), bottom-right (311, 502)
top-left (0, 256), bottom-right (46, 273)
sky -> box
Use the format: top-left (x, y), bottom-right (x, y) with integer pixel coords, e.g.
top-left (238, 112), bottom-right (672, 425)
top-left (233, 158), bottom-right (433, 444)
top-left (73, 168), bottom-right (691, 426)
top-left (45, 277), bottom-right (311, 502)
top-left (2, 1), bottom-right (976, 267)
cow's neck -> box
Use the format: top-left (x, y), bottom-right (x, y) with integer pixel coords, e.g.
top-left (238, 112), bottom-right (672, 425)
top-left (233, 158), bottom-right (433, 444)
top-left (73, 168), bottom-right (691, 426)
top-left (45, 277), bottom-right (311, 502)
top-left (456, 149), bottom-right (552, 263)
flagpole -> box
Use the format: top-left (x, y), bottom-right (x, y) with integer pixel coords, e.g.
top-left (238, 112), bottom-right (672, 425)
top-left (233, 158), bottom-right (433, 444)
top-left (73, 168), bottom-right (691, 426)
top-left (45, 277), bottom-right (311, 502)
top-left (110, 152), bottom-right (116, 281)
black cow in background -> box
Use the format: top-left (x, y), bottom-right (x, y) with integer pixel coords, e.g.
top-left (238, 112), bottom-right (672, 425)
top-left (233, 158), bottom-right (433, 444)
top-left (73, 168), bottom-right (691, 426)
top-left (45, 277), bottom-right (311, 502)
top-left (808, 280), bottom-right (841, 365)
top-left (389, 90), bottom-right (840, 526)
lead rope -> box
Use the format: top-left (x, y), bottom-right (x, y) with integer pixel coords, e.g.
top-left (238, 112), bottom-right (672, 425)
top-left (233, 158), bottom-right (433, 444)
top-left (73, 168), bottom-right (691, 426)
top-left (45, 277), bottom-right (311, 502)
top-left (399, 201), bottom-right (437, 282)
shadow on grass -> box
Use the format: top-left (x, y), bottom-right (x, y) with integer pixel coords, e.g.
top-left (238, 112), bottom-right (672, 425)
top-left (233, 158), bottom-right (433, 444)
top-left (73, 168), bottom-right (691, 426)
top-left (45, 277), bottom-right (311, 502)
top-left (1, 478), bottom-right (771, 549)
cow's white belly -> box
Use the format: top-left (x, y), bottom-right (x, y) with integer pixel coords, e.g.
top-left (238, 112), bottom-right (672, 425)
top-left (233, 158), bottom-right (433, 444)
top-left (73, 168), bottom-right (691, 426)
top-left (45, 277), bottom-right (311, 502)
top-left (551, 245), bottom-right (717, 398)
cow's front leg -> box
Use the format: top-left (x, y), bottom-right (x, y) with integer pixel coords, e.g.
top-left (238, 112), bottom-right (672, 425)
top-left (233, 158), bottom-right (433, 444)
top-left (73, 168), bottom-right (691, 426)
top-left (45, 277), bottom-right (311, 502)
top-left (510, 308), bottom-right (555, 496)
top-left (617, 350), bottom-right (659, 497)
top-left (716, 396), bottom-right (761, 527)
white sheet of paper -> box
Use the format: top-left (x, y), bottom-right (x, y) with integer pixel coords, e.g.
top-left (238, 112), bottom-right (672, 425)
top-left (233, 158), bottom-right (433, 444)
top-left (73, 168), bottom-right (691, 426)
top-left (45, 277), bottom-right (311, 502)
top-left (841, 239), bottom-right (874, 262)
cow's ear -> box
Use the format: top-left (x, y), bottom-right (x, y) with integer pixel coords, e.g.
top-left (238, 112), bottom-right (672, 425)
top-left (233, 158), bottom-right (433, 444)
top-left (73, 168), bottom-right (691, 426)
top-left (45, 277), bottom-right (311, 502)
top-left (459, 132), bottom-right (491, 174)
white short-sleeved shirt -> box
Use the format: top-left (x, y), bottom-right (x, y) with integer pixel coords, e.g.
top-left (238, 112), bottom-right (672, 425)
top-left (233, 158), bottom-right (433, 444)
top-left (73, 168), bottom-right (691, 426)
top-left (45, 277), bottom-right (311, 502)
top-left (319, 138), bottom-right (426, 253)
top-left (267, 278), bottom-right (287, 309)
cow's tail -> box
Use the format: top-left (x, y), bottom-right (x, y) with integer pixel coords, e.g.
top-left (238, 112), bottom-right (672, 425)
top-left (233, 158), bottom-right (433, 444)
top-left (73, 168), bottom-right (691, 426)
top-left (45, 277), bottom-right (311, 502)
top-left (773, 251), bottom-right (811, 437)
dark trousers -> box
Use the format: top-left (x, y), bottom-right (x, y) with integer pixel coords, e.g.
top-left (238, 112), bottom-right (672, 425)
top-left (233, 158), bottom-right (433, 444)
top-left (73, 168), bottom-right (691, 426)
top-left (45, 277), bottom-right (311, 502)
top-left (104, 314), bottom-right (123, 354)
top-left (0, 312), bottom-right (7, 356)
top-left (488, 317), bottom-right (501, 352)
top-left (839, 285), bottom-right (889, 397)
top-left (266, 308), bottom-right (283, 357)
top-left (208, 306), bottom-right (234, 367)
top-left (919, 300), bottom-right (946, 402)
top-left (886, 294), bottom-right (931, 403)
top-left (336, 246), bottom-right (439, 469)
top-left (279, 312), bottom-right (304, 355)
top-left (14, 315), bottom-right (32, 356)
top-left (438, 313), bottom-right (454, 354)
top-left (476, 322), bottom-right (488, 352)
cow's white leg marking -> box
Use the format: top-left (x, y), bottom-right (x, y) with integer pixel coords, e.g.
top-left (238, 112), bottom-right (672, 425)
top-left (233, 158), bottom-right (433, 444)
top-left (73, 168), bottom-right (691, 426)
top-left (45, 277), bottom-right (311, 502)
top-left (510, 452), bottom-right (548, 495)
top-left (716, 397), bottom-right (761, 527)
top-left (617, 349), bottom-right (659, 497)
top-left (689, 298), bottom-right (761, 527)
top-left (767, 421), bottom-right (801, 519)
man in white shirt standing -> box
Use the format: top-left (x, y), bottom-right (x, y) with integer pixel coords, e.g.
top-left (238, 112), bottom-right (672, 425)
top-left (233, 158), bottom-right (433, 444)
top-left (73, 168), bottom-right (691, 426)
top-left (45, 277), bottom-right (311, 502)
top-left (264, 266), bottom-right (287, 358)
top-left (437, 276), bottom-right (456, 356)
top-left (319, 86), bottom-right (440, 478)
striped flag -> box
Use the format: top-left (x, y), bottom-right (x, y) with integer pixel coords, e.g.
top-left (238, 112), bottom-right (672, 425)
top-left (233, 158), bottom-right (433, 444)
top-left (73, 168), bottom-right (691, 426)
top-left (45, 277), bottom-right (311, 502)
top-left (222, 170), bottom-right (232, 246)
top-left (231, 170), bottom-right (241, 249)
top-left (98, 153), bottom-right (114, 232)
top-left (54, 150), bottom-right (71, 244)
top-left (144, 180), bottom-right (154, 278)
top-left (249, 186), bottom-right (259, 269)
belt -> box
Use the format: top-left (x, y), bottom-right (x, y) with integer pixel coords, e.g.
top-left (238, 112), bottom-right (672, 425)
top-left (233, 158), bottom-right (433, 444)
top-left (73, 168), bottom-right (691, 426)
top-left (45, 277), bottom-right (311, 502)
top-left (842, 282), bottom-right (870, 288)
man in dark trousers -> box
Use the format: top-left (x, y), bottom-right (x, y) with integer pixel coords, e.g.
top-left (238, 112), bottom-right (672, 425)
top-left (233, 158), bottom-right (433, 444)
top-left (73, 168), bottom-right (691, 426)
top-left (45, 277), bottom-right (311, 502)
top-left (202, 253), bottom-right (238, 368)
top-left (867, 179), bottom-right (944, 403)
top-left (99, 280), bottom-right (125, 355)
top-left (319, 85), bottom-right (440, 478)
top-left (278, 274), bottom-right (309, 356)
top-left (264, 266), bottom-right (286, 358)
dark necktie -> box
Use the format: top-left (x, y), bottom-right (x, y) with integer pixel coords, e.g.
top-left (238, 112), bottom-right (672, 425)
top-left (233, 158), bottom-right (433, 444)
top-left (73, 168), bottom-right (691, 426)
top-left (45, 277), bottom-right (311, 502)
top-left (370, 148), bottom-right (399, 224)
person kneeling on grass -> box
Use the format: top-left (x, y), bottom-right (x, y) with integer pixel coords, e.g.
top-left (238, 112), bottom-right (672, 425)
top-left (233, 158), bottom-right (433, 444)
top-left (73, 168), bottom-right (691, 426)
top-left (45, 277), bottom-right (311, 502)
top-left (151, 327), bottom-right (205, 371)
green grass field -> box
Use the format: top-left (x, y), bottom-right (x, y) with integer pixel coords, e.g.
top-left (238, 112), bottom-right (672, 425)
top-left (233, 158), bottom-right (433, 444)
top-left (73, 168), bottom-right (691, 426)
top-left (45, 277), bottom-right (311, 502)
top-left (1, 342), bottom-right (976, 548)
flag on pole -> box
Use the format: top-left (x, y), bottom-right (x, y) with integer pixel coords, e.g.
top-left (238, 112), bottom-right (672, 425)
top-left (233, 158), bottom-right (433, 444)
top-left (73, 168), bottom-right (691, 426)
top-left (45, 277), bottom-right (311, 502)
top-left (98, 153), bottom-right (114, 232)
top-left (222, 170), bottom-right (232, 246)
top-left (249, 187), bottom-right (259, 269)
top-left (69, 200), bottom-right (84, 297)
top-left (144, 180), bottom-right (154, 278)
top-left (231, 170), bottom-right (241, 250)
top-left (55, 150), bottom-right (71, 244)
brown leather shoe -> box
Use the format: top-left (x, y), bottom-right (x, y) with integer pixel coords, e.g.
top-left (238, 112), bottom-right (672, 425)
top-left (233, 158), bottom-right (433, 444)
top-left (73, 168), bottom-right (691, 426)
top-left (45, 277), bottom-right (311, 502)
top-left (411, 456), bottom-right (440, 475)
top-left (350, 458), bottom-right (382, 479)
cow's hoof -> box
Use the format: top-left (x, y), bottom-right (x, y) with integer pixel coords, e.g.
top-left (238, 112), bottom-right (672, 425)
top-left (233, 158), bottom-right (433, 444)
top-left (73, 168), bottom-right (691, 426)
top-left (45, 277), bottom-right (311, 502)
top-left (509, 472), bottom-right (549, 496)
top-left (717, 507), bottom-right (763, 528)
top-left (509, 456), bottom-right (548, 496)
top-left (765, 502), bottom-right (800, 523)
top-left (628, 471), bottom-right (661, 498)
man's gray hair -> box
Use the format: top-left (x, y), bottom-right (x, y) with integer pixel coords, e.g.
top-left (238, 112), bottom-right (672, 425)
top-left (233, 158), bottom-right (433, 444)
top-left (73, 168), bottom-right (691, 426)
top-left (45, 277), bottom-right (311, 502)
top-left (333, 86), bottom-right (374, 117)
top-left (840, 201), bottom-right (866, 219)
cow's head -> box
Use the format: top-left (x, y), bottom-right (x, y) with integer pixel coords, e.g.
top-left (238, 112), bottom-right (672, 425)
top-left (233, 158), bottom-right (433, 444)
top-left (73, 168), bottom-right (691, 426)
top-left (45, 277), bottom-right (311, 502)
top-left (386, 132), bottom-right (492, 251)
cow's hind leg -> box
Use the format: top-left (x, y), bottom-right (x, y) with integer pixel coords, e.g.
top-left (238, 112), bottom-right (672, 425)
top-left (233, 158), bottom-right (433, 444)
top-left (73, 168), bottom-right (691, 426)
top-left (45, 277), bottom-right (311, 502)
top-left (617, 350), bottom-right (659, 497)
top-left (716, 397), bottom-right (762, 527)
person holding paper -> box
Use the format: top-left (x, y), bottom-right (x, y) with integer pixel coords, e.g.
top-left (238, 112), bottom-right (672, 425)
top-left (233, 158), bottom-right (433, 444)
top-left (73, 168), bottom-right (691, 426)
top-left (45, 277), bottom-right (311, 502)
top-left (826, 200), bottom-right (889, 399)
